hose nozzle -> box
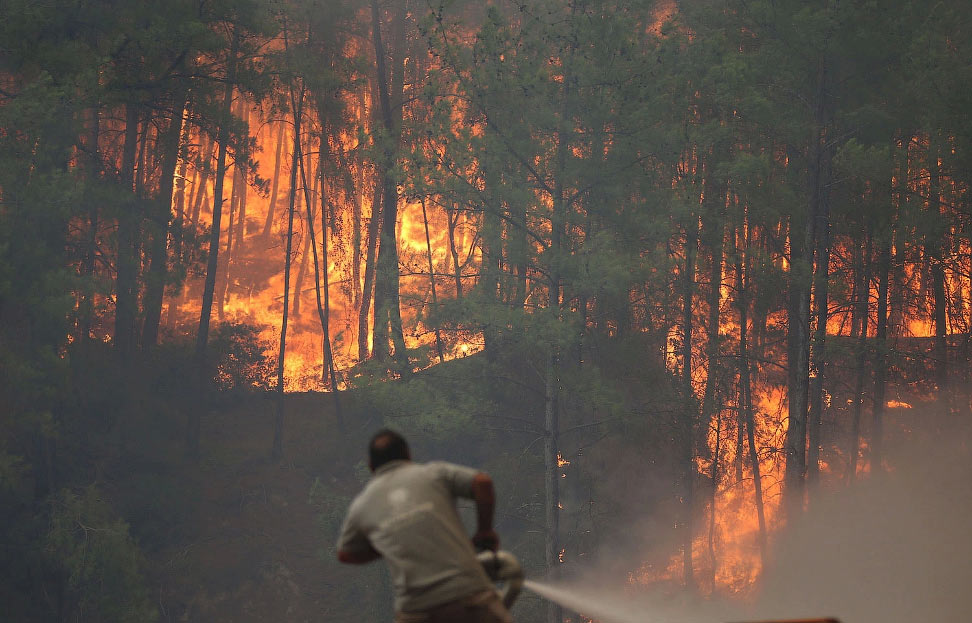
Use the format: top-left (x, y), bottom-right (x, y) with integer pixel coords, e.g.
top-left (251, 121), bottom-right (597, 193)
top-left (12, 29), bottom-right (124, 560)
top-left (477, 550), bottom-right (524, 608)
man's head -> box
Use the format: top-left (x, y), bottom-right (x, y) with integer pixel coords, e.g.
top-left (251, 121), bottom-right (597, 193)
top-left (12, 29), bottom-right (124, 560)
top-left (368, 428), bottom-right (411, 471)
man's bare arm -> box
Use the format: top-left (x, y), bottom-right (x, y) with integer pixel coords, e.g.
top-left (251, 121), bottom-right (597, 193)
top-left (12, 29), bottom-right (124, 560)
top-left (470, 472), bottom-right (499, 551)
top-left (337, 543), bottom-right (381, 564)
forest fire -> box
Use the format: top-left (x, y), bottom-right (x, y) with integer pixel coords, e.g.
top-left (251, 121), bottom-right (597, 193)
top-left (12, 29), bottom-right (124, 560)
top-left (2, 0), bottom-right (971, 622)
top-left (100, 0), bottom-right (972, 600)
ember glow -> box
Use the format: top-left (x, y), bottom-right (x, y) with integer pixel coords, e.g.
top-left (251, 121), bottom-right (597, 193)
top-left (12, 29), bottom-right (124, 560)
top-left (159, 97), bottom-right (485, 390)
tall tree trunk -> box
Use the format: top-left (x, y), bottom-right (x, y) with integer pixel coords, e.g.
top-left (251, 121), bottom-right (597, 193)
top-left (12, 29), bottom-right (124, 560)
top-left (294, 158), bottom-right (321, 314)
top-left (735, 217), bottom-right (767, 565)
top-left (167, 105), bottom-right (191, 331)
top-left (334, 130), bottom-right (366, 309)
top-left (700, 149), bottom-right (727, 462)
top-left (850, 239), bottom-right (864, 342)
top-left (218, 100), bottom-right (246, 321)
top-left (192, 32), bottom-right (239, 457)
top-left (274, 77), bottom-right (305, 461)
top-left (359, 180), bottom-right (381, 361)
top-left (543, 348), bottom-right (561, 623)
top-left (543, 26), bottom-right (576, 617)
top-left (872, 223), bottom-right (892, 474)
top-left (480, 151), bottom-right (503, 357)
top-left (143, 93), bottom-right (187, 348)
top-left (447, 204), bottom-right (464, 299)
top-left (333, 143), bottom-right (363, 307)
top-left (184, 165), bottom-right (198, 233)
top-left (928, 145), bottom-right (949, 409)
top-left (849, 228), bottom-right (872, 482)
top-left (707, 392), bottom-right (721, 592)
top-left (79, 105), bottom-right (101, 344)
top-left (784, 209), bottom-right (812, 513)
top-left (510, 196), bottom-right (528, 310)
top-left (784, 58), bottom-right (831, 512)
top-left (190, 134), bottom-right (214, 229)
top-left (234, 107), bottom-right (249, 243)
top-left (262, 121), bottom-right (286, 240)
top-left (296, 125), bottom-right (345, 431)
top-left (699, 156), bottom-right (725, 592)
top-left (115, 103), bottom-right (141, 358)
top-left (734, 197), bottom-right (752, 490)
top-left (319, 133), bottom-right (343, 411)
top-left (217, 160), bottom-right (236, 321)
top-left (807, 159), bottom-right (833, 493)
top-left (293, 187), bottom-right (311, 318)
top-left (744, 371), bottom-right (768, 564)
top-left (421, 198), bottom-right (445, 363)
top-left (679, 218), bottom-right (698, 591)
top-left (135, 115), bottom-right (150, 198)
top-left (369, 0), bottom-right (409, 372)
top-left (750, 228), bottom-right (770, 361)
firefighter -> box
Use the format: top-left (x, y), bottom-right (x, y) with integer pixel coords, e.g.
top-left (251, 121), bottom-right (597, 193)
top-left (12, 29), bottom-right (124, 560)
top-left (337, 429), bottom-right (512, 623)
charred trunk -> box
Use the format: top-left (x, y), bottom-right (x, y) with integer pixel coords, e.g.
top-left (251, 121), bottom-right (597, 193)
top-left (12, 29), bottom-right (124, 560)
top-left (142, 94), bottom-right (187, 348)
top-left (359, 180), bottom-right (381, 361)
top-left (262, 121), bottom-right (286, 240)
top-left (115, 103), bottom-right (141, 359)
top-left (447, 205), bottom-right (464, 299)
top-left (79, 106), bottom-right (101, 344)
top-left (369, 0), bottom-right (408, 372)
top-left (679, 218), bottom-right (698, 591)
top-left (928, 147), bottom-right (949, 407)
top-left (871, 224), bottom-right (892, 474)
top-left (297, 125), bottom-right (345, 431)
top-left (192, 32), bottom-right (239, 457)
top-left (190, 134), bottom-right (214, 229)
top-left (167, 105), bottom-right (192, 330)
top-left (807, 159), bottom-right (832, 492)
top-left (784, 58), bottom-right (831, 512)
top-left (274, 77), bottom-right (305, 461)
top-left (849, 229), bottom-right (873, 482)
top-left (543, 348), bottom-right (561, 623)
top-left (421, 198), bottom-right (445, 363)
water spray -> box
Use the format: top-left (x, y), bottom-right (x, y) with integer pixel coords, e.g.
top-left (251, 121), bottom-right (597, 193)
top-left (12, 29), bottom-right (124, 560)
top-left (478, 549), bottom-right (839, 623)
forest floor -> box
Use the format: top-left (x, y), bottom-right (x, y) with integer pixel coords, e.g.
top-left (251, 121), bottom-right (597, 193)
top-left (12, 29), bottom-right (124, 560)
top-left (148, 392), bottom-right (356, 623)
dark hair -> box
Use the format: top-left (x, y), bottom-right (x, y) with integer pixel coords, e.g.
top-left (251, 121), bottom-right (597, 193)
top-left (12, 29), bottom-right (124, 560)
top-left (369, 429), bottom-right (410, 470)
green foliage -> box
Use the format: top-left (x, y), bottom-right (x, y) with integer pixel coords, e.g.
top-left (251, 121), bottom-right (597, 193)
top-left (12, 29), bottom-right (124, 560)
top-left (114, 470), bottom-right (198, 553)
top-left (210, 322), bottom-right (275, 391)
top-left (352, 355), bottom-right (501, 437)
top-left (44, 486), bottom-right (158, 623)
top-left (834, 139), bottom-right (893, 186)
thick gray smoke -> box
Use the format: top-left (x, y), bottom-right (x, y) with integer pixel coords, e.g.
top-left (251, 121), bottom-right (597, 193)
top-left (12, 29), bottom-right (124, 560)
top-left (524, 413), bottom-right (972, 623)
top-left (754, 420), bottom-right (972, 623)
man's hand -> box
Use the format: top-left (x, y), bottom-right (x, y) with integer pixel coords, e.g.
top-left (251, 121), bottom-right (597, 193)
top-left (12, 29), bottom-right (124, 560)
top-left (472, 528), bottom-right (500, 552)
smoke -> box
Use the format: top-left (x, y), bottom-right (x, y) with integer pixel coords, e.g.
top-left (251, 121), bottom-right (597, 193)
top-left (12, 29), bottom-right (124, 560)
top-left (527, 411), bottom-right (972, 623)
top-left (753, 416), bottom-right (972, 623)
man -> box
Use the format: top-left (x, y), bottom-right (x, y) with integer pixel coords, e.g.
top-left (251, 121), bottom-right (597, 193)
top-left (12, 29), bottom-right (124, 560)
top-left (337, 429), bottom-right (512, 623)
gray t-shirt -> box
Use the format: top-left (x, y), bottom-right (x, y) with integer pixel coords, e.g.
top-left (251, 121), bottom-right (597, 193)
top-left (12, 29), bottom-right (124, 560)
top-left (337, 460), bottom-right (494, 613)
